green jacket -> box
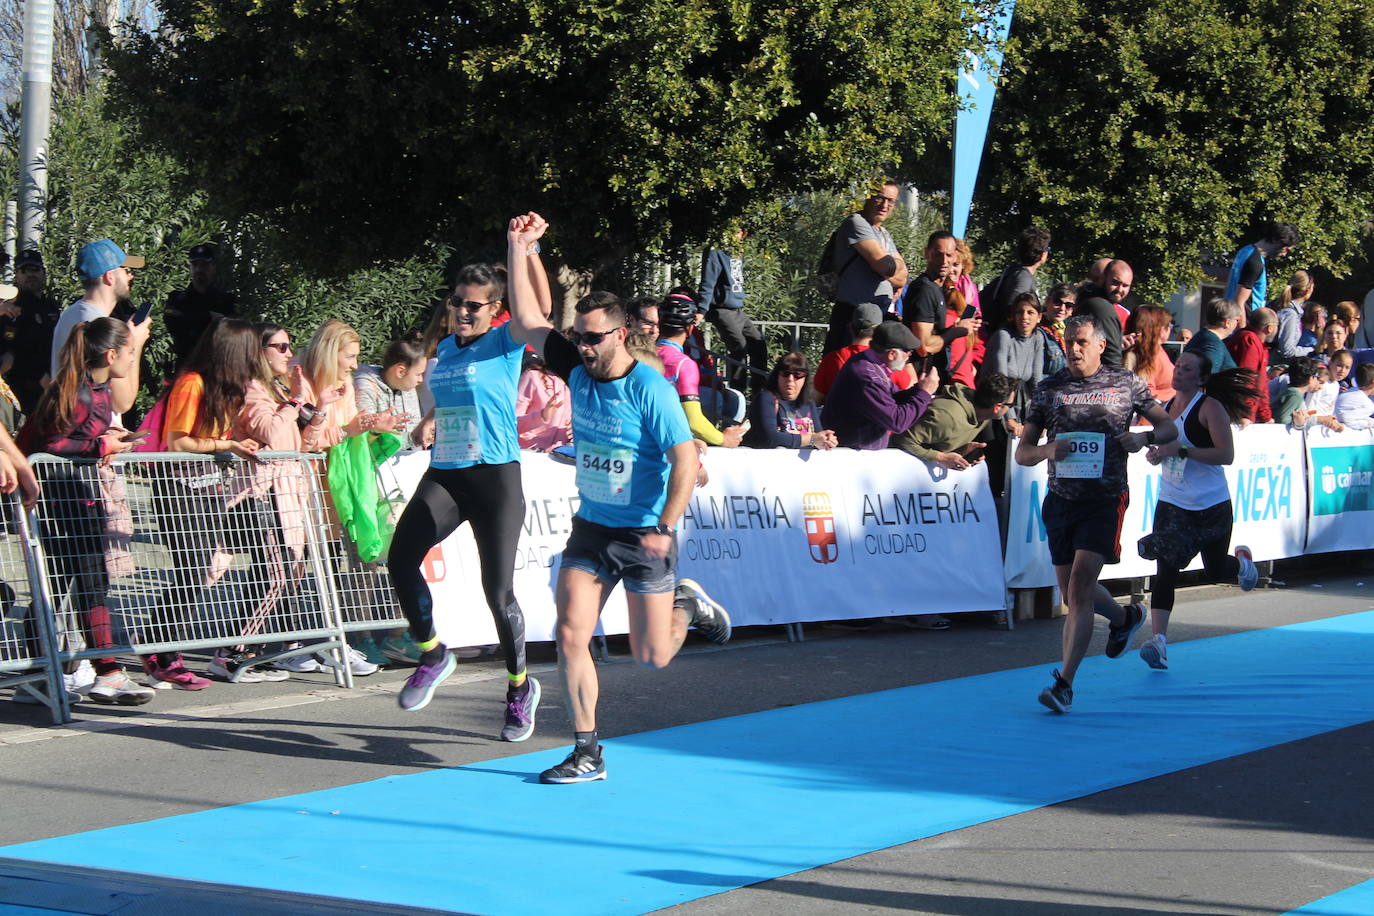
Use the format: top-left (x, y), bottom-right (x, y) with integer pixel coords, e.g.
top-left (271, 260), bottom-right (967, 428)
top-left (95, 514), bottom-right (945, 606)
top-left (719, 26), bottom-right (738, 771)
top-left (890, 385), bottom-right (988, 461)
top-left (327, 431), bottom-right (404, 562)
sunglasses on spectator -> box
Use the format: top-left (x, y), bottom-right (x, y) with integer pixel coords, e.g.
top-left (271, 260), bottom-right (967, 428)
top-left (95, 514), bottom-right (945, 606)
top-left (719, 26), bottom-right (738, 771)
top-left (869, 194), bottom-right (898, 205)
top-left (571, 327), bottom-right (622, 347)
top-left (448, 298), bottom-right (498, 311)
top-left (780, 369), bottom-right (808, 379)
top-left (263, 342), bottom-right (292, 353)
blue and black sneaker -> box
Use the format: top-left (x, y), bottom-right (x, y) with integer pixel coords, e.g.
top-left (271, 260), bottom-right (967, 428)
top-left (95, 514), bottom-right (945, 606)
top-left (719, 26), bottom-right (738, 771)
top-left (1105, 602), bottom-right (1146, 659)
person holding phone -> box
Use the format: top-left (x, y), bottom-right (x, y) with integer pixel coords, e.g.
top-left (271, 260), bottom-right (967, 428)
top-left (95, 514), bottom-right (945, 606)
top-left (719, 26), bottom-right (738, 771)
top-left (50, 239), bottom-right (151, 428)
top-left (905, 231), bottom-right (982, 382)
top-left (21, 317), bottom-right (155, 706)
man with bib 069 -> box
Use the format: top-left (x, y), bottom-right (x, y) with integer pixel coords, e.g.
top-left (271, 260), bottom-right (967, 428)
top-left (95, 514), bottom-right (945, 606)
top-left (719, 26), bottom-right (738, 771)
top-left (1016, 314), bottom-right (1178, 713)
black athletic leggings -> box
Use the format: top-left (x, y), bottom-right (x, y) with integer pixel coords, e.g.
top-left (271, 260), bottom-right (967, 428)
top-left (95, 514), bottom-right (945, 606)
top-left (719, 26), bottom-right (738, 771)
top-left (1151, 540), bottom-right (1239, 613)
top-left (389, 462), bottom-right (526, 675)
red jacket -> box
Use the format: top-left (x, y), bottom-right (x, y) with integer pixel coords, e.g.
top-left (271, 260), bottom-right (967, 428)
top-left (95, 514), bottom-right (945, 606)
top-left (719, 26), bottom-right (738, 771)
top-left (1225, 328), bottom-right (1272, 423)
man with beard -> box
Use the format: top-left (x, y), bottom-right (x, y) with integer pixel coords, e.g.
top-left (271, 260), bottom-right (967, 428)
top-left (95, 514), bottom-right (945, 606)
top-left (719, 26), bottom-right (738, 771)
top-left (1072, 259), bottom-right (1134, 367)
top-left (505, 212), bottom-right (731, 785)
top-left (51, 239), bottom-right (151, 423)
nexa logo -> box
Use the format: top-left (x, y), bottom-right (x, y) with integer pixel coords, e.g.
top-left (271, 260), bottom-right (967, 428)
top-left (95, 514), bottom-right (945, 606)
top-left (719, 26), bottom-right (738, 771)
top-left (802, 492), bottom-right (839, 564)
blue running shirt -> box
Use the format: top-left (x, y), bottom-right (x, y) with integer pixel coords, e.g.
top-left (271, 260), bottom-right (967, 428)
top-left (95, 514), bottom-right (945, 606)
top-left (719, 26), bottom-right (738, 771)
top-left (543, 332), bottom-right (692, 527)
top-left (427, 325), bottom-right (525, 469)
top-left (1225, 243), bottom-right (1266, 311)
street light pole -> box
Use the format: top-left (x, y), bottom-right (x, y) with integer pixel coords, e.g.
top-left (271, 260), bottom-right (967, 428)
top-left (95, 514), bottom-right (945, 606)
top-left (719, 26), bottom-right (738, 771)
top-left (19, 0), bottom-right (55, 250)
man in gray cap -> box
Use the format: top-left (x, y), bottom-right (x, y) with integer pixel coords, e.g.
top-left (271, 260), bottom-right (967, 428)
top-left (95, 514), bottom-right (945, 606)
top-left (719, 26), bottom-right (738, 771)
top-left (165, 242), bottom-right (239, 363)
top-left (821, 320), bottom-right (939, 449)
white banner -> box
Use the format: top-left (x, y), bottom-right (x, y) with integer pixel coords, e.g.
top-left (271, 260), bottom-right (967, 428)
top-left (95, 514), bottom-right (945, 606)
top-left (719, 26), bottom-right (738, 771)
top-left (1304, 426), bottom-right (1374, 553)
top-left (1003, 424), bottom-right (1307, 588)
top-left (376, 447), bottom-right (1008, 646)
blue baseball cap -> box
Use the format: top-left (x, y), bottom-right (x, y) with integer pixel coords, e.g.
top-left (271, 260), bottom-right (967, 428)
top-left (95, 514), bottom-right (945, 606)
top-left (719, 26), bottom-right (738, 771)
top-left (77, 239), bottom-right (145, 281)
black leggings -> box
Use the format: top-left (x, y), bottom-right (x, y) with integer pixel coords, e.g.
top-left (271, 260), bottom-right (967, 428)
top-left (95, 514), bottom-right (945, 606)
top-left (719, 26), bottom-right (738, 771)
top-left (1151, 541), bottom-right (1239, 612)
top-left (389, 462), bottom-right (526, 675)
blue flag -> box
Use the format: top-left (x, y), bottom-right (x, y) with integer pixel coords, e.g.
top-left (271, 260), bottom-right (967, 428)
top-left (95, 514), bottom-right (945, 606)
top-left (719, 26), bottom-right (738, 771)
top-left (952, 4), bottom-right (1017, 239)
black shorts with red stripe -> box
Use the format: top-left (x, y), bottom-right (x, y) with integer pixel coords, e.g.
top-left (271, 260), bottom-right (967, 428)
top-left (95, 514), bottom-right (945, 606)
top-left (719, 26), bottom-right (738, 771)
top-left (1042, 489), bottom-right (1130, 566)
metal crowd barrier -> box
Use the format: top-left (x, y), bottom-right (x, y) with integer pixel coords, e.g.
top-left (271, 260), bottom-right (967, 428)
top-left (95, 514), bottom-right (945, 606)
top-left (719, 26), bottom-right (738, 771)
top-left (7, 452), bottom-right (407, 724)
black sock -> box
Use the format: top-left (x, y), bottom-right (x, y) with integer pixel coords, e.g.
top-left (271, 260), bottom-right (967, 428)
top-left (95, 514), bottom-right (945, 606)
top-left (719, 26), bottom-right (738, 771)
top-left (420, 645), bottom-right (447, 666)
top-left (575, 730), bottom-right (599, 754)
top-left (508, 678), bottom-right (529, 697)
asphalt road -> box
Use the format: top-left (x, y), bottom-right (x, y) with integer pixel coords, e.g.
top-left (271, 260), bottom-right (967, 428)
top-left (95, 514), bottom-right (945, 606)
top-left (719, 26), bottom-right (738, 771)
top-left (2, 559), bottom-right (1372, 915)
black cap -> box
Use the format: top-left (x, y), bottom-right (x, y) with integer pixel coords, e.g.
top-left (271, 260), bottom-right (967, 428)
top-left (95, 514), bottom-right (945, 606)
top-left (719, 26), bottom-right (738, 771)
top-left (15, 249), bottom-right (43, 270)
top-left (188, 243), bottom-right (218, 262)
top-left (871, 320), bottom-right (921, 352)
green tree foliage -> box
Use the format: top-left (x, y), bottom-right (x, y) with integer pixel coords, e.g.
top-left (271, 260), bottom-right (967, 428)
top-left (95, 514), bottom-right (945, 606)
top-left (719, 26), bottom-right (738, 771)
top-left (9, 93), bottom-right (449, 401)
top-left (106, 0), bottom-right (987, 276)
top-left (973, 0), bottom-right (1374, 300)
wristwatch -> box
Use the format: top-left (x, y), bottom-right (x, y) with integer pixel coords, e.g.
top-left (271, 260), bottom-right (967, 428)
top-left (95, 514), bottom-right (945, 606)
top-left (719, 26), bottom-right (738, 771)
top-left (651, 523), bottom-right (675, 536)
top-left (1177, 445), bottom-right (1189, 460)
top-left (1145, 430), bottom-right (1156, 445)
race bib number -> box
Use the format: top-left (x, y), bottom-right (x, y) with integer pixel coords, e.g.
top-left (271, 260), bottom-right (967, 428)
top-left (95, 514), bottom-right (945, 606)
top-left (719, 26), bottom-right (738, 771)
top-left (434, 406), bottom-right (481, 464)
top-left (1161, 454), bottom-right (1186, 486)
top-left (576, 442), bottom-right (633, 505)
top-left (1054, 431), bottom-right (1105, 478)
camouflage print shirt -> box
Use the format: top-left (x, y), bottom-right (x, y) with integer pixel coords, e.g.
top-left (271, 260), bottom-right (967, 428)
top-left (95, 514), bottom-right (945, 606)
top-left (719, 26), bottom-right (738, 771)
top-left (1026, 365), bottom-right (1157, 501)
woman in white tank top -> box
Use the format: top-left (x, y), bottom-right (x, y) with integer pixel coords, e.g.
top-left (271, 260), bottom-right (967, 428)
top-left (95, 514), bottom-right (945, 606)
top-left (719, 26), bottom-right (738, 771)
top-left (1135, 351), bottom-right (1261, 670)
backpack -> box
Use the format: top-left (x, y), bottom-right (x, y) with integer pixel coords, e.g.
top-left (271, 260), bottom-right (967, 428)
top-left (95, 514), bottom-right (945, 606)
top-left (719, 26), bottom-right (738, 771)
top-left (814, 229), bottom-right (860, 302)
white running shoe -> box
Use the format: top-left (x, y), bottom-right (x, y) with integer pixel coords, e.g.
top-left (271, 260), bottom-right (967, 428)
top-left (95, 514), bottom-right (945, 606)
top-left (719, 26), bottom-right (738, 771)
top-left (1139, 634), bottom-right (1169, 670)
top-left (314, 645), bottom-right (379, 676)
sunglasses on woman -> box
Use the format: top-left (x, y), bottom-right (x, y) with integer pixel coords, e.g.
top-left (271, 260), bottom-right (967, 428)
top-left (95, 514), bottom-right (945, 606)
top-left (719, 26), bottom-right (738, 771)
top-left (264, 342), bottom-right (292, 353)
top-left (780, 369), bottom-right (807, 379)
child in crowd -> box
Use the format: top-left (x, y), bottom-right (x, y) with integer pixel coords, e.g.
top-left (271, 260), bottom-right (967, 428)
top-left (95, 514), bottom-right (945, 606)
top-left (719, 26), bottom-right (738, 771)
top-left (515, 350), bottom-right (572, 451)
top-left (21, 318), bottom-right (154, 705)
top-left (354, 333), bottom-right (429, 448)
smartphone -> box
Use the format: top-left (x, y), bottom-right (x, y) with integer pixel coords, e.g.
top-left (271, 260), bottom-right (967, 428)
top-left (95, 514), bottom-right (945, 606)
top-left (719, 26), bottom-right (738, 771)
top-left (132, 302), bottom-right (153, 325)
top-left (120, 430), bottom-right (150, 442)
top-left (960, 303), bottom-right (977, 320)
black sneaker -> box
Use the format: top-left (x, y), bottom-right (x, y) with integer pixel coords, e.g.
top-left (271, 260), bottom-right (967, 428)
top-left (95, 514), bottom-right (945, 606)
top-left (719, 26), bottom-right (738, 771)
top-left (1105, 602), bottom-right (1146, 659)
top-left (676, 577), bottom-right (731, 645)
top-left (539, 747), bottom-right (606, 784)
top-left (1038, 668), bottom-right (1073, 713)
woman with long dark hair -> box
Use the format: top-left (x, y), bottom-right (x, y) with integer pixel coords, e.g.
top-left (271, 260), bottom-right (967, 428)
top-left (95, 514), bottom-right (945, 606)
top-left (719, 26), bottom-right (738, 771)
top-left (23, 318), bottom-right (154, 705)
top-left (744, 351), bottom-right (837, 449)
top-left (387, 258), bottom-right (550, 742)
top-left (1136, 351), bottom-right (1259, 670)
top-left (142, 319), bottom-right (269, 689)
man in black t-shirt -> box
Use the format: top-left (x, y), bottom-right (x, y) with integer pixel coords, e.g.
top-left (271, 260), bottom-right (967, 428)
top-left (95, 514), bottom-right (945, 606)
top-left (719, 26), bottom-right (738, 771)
top-left (906, 231), bottom-right (981, 380)
top-left (164, 243), bottom-right (239, 363)
top-left (1016, 314), bottom-right (1177, 714)
top-left (1072, 259), bottom-right (1133, 368)
top-left (984, 225), bottom-right (1051, 333)
top-left (0, 249), bottom-right (63, 413)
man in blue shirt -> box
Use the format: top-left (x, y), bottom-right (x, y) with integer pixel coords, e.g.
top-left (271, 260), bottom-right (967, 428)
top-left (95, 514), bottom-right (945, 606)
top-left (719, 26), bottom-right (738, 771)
top-left (507, 212), bottom-right (732, 785)
top-left (1226, 222), bottom-right (1300, 311)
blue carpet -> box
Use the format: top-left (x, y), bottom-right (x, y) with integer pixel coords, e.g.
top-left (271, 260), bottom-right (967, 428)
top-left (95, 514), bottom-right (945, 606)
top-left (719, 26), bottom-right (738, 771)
top-left (5, 612), bottom-right (1374, 916)
top-left (1287, 879), bottom-right (1374, 916)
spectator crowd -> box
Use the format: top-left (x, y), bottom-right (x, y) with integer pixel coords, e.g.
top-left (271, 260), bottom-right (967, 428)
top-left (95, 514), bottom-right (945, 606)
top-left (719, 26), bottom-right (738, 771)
top-left (3, 189), bottom-right (1374, 707)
